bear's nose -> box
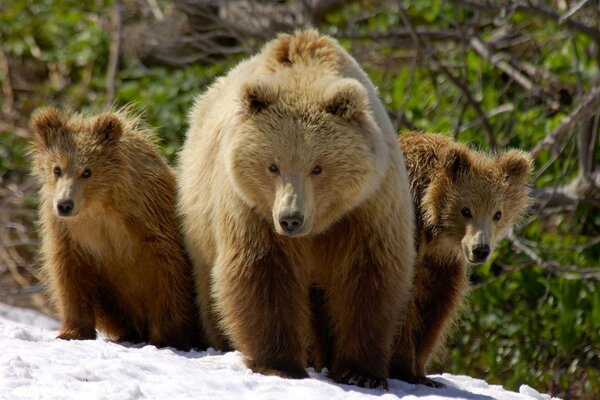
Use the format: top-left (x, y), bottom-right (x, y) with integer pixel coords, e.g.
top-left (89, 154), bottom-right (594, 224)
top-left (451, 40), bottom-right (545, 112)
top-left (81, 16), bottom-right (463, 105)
top-left (472, 244), bottom-right (490, 262)
top-left (279, 213), bottom-right (304, 235)
top-left (56, 200), bottom-right (74, 217)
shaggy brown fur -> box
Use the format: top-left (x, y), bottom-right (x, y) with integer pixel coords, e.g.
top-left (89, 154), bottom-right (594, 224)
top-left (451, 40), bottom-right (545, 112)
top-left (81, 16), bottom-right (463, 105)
top-left (178, 30), bottom-right (415, 389)
top-left (390, 132), bottom-right (532, 386)
top-left (30, 107), bottom-right (202, 350)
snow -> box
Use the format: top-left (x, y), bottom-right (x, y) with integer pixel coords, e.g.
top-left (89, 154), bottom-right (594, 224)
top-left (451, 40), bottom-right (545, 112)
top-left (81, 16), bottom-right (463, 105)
top-left (0, 304), bottom-right (559, 400)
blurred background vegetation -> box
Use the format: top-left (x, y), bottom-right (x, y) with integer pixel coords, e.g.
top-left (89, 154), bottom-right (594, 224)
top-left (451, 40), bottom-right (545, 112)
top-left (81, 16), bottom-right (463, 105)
top-left (1, 1), bottom-right (599, 398)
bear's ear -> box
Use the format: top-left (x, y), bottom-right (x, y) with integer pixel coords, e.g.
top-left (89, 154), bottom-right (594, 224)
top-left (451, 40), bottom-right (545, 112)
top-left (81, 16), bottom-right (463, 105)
top-left (444, 146), bottom-right (470, 181)
top-left (240, 80), bottom-right (278, 116)
top-left (93, 113), bottom-right (123, 145)
top-left (323, 79), bottom-right (368, 121)
top-left (498, 149), bottom-right (533, 184)
top-left (31, 107), bottom-right (66, 148)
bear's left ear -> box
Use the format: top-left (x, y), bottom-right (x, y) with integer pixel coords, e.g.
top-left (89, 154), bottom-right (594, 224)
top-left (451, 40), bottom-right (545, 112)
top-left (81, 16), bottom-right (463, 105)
top-left (31, 107), bottom-right (66, 148)
top-left (444, 146), bottom-right (471, 182)
top-left (93, 113), bottom-right (123, 145)
top-left (323, 79), bottom-right (369, 121)
top-left (240, 80), bottom-right (278, 116)
top-left (498, 149), bottom-right (533, 184)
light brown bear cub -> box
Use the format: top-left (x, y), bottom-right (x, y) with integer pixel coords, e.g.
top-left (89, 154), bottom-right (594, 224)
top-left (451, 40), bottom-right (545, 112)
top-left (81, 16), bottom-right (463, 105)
top-left (178, 30), bottom-right (415, 389)
top-left (391, 132), bottom-right (532, 386)
top-left (30, 107), bottom-right (200, 350)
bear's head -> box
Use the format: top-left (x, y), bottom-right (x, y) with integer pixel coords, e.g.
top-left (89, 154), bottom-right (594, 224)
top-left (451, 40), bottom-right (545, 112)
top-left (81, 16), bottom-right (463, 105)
top-left (225, 74), bottom-right (388, 237)
top-left (423, 145), bottom-right (533, 264)
top-left (30, 108), bottom-right (125, 218)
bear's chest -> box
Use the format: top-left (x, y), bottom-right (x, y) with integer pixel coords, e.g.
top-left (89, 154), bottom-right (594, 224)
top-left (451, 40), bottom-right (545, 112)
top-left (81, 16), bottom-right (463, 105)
top-left (67, 211), bottom-right (136, 269)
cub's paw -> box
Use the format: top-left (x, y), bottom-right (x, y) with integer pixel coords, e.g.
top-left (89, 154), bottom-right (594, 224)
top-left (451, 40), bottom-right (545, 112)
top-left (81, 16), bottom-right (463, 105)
top-left (57, 328), bottom-right (96, 341)
top-left (333, 369), bottom-right (388, 390)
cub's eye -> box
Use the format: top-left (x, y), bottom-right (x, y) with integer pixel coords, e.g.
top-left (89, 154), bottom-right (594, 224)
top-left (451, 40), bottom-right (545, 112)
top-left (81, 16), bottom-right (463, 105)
top-left (81, 169), bottom-right (92, 178)
top-left (268, 164), bottom-right (279, 174)
top-left (461, 207), bottom-right (472, 218)
top-left (311, 165), bottom-right (322, 175)
top-left (53, 167), bottom-right (62, 177)
top-left (493, 211), bottom-right (502, 221)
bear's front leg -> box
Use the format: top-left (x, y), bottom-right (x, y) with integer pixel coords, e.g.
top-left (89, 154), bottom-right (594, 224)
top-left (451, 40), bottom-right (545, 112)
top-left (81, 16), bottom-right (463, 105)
top-left (46, 236), bottom-right (97, 341)
top-left (212, 224), bottom-right (310, 379)
top-left (323, 229), bottom-right (413, 390)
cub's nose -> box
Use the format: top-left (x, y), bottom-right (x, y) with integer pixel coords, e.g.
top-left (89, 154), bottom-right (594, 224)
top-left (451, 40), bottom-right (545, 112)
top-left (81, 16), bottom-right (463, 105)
top-left (279, 213), bottom-right (304, 235)
top-left (56, 200), bottom-right (74, 217)
top-left (472, 244), bottom-right (490, 263)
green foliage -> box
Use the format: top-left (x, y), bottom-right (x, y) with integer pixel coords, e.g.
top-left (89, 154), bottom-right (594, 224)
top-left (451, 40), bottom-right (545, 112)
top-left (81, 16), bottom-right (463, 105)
top-left (1, 1), bottom-right (599, 399)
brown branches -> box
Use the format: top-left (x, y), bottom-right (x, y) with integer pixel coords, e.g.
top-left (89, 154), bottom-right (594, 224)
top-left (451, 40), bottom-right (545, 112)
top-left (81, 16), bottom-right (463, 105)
top-left (468, 36), bottom-right (560, 111)
top-left (0, 45), bottom-right (14, 119)
top-left (508, 231), bottom-right (600, 280)
top-left (450, 0), bottom-right (600, 42)
top-left (133, 0), bottom-right (345, 67)
top-left (104, 0), bottom-right (122, 108)
top-left (397, 6), bottom-right (498, 148)
top-left (532, 84), bottom-right (600, 157)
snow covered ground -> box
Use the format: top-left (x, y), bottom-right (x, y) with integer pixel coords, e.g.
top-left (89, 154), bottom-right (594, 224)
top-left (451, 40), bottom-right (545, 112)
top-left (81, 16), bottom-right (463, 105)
top-left (0, 303), bottom-right (558, 400)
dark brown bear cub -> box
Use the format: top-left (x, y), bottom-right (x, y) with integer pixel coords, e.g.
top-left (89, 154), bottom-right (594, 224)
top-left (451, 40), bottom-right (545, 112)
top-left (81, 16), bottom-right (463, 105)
top-left (30, 107), bottom-right (201, 350)
top-left (390, 132), bottom-right (533, 387)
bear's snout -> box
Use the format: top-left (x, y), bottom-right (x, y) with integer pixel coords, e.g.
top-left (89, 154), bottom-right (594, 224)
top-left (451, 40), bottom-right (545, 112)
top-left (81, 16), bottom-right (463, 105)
top-left (56, 199), bottom-right (75, 217)
top-left (279, 212), bottom-right (304, 236)
top-left (471, 244), bottom-right (490, 263)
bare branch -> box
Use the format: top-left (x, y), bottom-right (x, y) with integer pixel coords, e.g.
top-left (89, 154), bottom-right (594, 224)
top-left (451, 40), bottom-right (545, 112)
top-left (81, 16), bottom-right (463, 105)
top-left (397, 5), bottom-right (497, 149)
top-left (104, 0), bottom-right (122, 108)
top-left (0, 45), bottom-right (14, 119)
top-left (559, 0), bottom-right (590, 24)
top-left (450, 0), bottom-right (600, 42)
top-left (469, 36), bottom-right (560, 110)
top-left (532, 84), bottom-right (600, 157)
top-left (508, 230), bottom-right (600, 280)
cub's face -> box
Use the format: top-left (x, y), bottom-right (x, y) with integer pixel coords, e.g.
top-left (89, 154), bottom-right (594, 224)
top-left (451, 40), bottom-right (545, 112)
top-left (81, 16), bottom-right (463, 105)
top-left (424, 147), bottom-right (533, 264)
top-left (30, 108), bottom-right (124, 218)
top-left (227, 77), bottom-right (386, 237)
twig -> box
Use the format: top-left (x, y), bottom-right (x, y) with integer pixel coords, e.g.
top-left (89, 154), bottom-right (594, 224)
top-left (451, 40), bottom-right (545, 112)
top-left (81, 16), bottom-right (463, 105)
top-left (0, 44), bottom-right (14, 119)
top-left (104, 0), bottom-right (122, 109)
top-left (146, 0), bottom-right (164, 21)
top-left (532, 84), bottom-right (600, 157)
top-left (397, 5), bottom-right (497, 149)
top-left (469, 36), bottom-right (560, 110)
top-left (559, 0), bottom-right (590, 24)
top-left (508, 230), bottom-right (600, 280)
top-left (450, 0), bottom-right (600, 42)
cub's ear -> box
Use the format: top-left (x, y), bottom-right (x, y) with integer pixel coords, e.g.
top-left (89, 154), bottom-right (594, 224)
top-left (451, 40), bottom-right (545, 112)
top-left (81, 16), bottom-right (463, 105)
top-left (31, 107), bottom-right (66, 148)
top-left (240, 80), bottom-right (278, 116)
top-left (323, 79), bottom-right (368, 121)
top-left (498, 149), bottom-right (533, 184)
top-left (444, 146), bottom-right (471, 181)
top-left (93, 113), bottom-right (123, 145)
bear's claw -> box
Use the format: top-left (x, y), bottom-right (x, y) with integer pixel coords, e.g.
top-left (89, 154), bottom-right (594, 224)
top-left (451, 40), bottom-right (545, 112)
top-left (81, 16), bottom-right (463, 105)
top-left (336, 369), bottom-right (388, 390)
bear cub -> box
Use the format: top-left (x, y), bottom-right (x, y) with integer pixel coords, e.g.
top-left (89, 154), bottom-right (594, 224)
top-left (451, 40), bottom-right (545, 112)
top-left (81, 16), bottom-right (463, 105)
top-left (30, 107), bottom-right (201, 350)
top-left (391, 132), bottom-right (533, 387)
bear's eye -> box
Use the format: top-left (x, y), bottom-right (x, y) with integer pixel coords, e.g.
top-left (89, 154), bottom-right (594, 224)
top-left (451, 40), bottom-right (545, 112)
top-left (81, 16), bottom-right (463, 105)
top-left (461, 207), bottom-right (472, 218)
top-left (53, 167), bottom-right (62, 178)
top-left (268, 164), bottom-right (279, 174)
top-left (311, 165), bottom-right (322, 175)
top-left (493, 211), bottom-right (502, 221)
top-left (81, 169), bottom-right (92, 178)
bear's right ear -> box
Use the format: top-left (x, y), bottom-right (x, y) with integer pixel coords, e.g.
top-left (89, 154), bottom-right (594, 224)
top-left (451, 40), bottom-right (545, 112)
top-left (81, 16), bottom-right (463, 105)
top-left (498, 149), bottom-right (533, 185)
top-left (444, 146), bottom-right (470, 181)
top-left (31, 107), bottom-right (66, 148)
top-left (323, 79), bottom-right (369, 121)
top-left (240, 80), bottom-right (278, 117)
top-left (93, 113), bottom-right (123, 145)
